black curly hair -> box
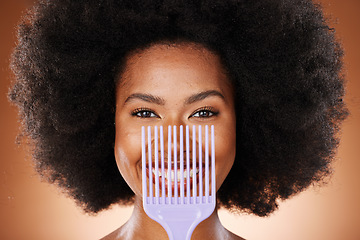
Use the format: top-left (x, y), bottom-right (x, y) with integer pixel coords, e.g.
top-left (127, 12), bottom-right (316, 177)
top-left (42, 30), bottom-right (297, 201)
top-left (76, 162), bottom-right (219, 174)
top-left (9, 0), bottom-right (348, 217)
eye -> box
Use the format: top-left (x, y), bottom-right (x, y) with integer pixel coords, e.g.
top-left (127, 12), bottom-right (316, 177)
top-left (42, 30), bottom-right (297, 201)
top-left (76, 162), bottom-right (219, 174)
top-left (131, 108), bottom-right (159, 118)
top-left (190, 107), bottom-right (219, 119)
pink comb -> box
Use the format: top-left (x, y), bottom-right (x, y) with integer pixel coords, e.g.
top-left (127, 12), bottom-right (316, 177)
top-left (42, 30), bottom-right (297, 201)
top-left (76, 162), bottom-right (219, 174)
top-left (142, 125), bottom-right (216, 240)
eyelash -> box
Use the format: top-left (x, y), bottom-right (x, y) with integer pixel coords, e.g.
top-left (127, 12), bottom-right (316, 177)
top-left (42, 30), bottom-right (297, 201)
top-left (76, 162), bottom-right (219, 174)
top-left (131, 106), bottom-right (219, 119)
top-left (131, 108), bottom-right (159, 118)
top-left (189, 106), bottom-right (219, 119)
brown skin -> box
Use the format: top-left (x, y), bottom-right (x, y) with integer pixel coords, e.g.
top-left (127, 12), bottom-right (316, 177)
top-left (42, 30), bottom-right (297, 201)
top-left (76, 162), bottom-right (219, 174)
top-left (103, 43), bottom-right (244, 240)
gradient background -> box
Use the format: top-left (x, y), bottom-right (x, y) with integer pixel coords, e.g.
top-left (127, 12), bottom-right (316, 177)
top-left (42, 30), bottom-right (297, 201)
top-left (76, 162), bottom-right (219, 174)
top-left (1, 1), bottom-right (359, 239)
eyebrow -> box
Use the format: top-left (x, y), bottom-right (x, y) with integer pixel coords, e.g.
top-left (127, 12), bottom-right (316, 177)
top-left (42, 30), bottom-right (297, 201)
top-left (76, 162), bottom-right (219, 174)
top-left (124, 90), bottom-right (225, 106)
top-left (124, 93), bottom-right (165, 105)
top-left (185, 90), bottom-right (225, 105)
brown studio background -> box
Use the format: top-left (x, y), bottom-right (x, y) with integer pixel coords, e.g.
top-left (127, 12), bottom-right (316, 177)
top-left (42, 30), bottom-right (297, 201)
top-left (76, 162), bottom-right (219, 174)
top-left (1, 0), bottom-right (359, 239)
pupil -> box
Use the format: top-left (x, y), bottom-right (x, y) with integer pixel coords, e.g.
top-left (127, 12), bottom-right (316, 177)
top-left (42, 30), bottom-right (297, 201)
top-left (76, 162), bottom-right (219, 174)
top-left (143, 111), bottom-right (151, 117)
top-left (200, 111), bottom-right (208, 117)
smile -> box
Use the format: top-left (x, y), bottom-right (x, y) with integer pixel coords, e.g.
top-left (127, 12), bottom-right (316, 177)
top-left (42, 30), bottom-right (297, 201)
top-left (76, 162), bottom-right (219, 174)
top-left (144, 164), bottom-right (210, 197)
top-left (150, 168), bottom-right (200, 182)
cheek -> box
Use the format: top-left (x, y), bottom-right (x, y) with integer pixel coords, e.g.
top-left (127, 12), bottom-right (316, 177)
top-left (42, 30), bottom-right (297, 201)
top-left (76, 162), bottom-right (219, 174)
top-left (115, 133), bottom-right (141, 166)
top-left (114, 128), bottom-right (142, 194)
top-left (215, 127), bottom-right (236, 190)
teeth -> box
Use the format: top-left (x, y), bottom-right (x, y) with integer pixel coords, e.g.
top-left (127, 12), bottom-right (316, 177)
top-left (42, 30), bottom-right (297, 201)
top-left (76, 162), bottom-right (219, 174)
top-left (169, 170), bottom-right (176, 182)
top-left (151, 168), bottom-right (199, 181)
top-left (177, 170), bottom-right (181, 182)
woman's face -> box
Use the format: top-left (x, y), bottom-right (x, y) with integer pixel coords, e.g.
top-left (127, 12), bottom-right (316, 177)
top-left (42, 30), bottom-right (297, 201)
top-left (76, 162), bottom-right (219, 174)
top-left (114, 43), bottom-right (236, 197)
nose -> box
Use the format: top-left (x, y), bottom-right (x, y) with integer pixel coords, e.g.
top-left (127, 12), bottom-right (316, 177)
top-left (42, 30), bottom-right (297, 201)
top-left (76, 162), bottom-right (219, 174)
top-left (162, 115), bottom-right (186, 130)
top-left (145, 125), bottom-right (212, 161)
top-left (144, 125), bottom-right (194, 160)
top-left (159, 125), bottom-right (191, 157)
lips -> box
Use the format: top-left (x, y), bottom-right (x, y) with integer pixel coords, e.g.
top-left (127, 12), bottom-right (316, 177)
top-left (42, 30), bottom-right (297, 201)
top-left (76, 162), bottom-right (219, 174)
top-left (144, 164), bottom-right (209, 194)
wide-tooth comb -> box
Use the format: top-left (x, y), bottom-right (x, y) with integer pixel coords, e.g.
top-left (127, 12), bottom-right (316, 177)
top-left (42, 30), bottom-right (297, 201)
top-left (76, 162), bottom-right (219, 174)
top-left (142, 125), bottom-right (216, 240)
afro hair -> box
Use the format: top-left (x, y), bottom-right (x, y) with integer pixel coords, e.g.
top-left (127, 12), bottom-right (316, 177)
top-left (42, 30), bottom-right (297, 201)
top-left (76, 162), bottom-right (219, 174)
top-left (9, 0), bottom-right (348, 217)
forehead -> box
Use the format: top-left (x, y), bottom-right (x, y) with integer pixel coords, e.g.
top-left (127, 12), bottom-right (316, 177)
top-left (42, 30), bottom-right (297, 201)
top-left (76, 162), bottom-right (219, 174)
top-left (117, 42), bottom-right (231, 95)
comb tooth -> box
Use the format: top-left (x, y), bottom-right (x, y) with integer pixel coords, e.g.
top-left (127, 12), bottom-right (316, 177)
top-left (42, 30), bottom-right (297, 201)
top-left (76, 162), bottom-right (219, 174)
top-left (147, 126), bottom-right (153, 203)
top-left (154, 126), bottom-right (159, 203)
top-left (173, 125), bottom-right (178, 203)
top-left (167, 125), bottom-right (172, 202)
top-left (186, 125), bottom-right (190, 203)
top-left (198, 125), bottom-right (203, 202)
top-left (142, 126), bottom-right (147, 203)
top-left (179, 125), bottom-right (184, 203)
top-left (205, 125), bottom-right (209, 202)
top-left (160, 126), bottom-right (165, 203)
top-left (192, 125), bottom-right (197, 200)
top-left (211, 125), bottom-right (215, 201)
